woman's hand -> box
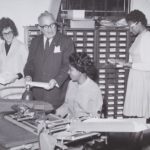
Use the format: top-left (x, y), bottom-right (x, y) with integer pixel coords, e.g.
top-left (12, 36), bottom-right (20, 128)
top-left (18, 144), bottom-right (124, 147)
top-left (108, 59), bottom-right (126, 66)
top-left (4, 74), bottom-right (19, 85)
top-left (108, 59), bottom-right (132, 68)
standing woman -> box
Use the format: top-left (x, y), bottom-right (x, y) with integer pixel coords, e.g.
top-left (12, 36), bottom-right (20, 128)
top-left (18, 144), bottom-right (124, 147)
top-left (0, 17), bottom-right (28, 99)
top-left (123, 10), bottom-right (150, 119)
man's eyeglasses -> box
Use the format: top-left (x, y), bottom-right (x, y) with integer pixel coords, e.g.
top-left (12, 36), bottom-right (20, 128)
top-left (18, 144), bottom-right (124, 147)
top-left (2, 30), bottom-right (13, 36)
top-left (39, 23), bottom-right (56, 30)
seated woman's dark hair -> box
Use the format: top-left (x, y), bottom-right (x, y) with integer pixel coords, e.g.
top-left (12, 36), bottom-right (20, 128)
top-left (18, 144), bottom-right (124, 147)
top-left (126, 9), bottom-right (147, 27)
top-left (69, 52), bottom-right (99, 82)
top-left (0, 17), bottom-right (18, 39)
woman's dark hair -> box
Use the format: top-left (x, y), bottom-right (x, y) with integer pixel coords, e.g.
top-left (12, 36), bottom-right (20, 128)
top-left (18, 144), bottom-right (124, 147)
top-left (126, 9), bottom-right (147, 27)
top-left (0, 17), bottom-right (18, 39)
top-left (69, 52), bottom-right (99, 82)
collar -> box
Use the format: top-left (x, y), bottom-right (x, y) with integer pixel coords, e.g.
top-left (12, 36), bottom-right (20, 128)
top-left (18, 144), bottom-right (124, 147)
top-left (78, 77), bottom-right (90, 88)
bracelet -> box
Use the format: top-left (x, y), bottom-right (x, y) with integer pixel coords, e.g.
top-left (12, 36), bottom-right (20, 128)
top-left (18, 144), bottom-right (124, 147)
top-left (17, 73), bottom-right (23, 79)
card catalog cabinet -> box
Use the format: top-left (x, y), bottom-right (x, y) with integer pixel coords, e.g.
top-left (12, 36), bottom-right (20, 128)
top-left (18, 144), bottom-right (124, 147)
top-left (24, 26), bottom-right (131, 118)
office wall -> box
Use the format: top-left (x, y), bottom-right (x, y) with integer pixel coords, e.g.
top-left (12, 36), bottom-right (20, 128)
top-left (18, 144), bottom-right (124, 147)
top-left (130, 0), bottom-right (150, 25)
top-left (0, 0), bottom-right (50, 42)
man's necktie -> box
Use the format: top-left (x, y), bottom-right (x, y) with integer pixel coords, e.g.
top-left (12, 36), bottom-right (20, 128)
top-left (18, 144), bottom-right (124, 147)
top-left (45, 38), bottom-right (49, 50)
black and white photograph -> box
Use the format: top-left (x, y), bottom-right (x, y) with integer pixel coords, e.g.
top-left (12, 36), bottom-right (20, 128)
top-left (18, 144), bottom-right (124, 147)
top-left (0, 0), bottom-right (150, 150)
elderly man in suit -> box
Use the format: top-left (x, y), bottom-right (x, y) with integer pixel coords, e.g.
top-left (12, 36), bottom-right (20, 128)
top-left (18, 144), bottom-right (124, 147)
top-left (24, 11), bottom-right (74, 109)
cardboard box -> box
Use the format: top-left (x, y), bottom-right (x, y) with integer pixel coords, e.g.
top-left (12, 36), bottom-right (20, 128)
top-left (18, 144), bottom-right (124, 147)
top-left (70, 19), bottom-right (95, 28)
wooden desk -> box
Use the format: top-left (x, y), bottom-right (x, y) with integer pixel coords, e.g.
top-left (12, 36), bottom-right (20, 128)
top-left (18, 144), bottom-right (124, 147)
top-left (0, 117), bottom-right (38, 150)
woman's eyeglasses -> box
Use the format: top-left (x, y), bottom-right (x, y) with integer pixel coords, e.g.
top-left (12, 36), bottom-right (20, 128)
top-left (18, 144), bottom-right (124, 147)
top-left (2, 30), bottom-right (13, 36)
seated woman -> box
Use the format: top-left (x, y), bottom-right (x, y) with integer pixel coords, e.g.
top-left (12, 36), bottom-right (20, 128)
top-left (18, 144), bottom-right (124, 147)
top-left (56, 52), bottom-right (103, 119)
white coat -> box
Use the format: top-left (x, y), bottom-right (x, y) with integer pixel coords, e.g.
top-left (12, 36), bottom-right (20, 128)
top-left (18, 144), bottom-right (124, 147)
top-left (0, 38), bottom-right (28, 99)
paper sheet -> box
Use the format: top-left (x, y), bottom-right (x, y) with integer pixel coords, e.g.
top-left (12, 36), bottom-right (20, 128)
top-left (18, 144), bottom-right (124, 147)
top-left (26, 81), bottom-right (49, 89)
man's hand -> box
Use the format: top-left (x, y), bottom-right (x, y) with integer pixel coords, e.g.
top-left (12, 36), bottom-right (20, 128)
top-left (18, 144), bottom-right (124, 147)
top-left (48, 79), bottom-right (57, 89)
top-left (25, 76), bottom-right (32, 82)
top-left (44, 79), bottom-right (57, 90)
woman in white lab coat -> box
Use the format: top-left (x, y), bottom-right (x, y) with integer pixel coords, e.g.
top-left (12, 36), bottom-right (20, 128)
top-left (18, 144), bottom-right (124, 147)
top-left (0, 17), bottom-right (28, 99)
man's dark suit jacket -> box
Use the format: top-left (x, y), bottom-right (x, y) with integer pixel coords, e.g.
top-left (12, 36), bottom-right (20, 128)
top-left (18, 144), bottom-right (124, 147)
top-left (24, 32), bottom-right (74, 109)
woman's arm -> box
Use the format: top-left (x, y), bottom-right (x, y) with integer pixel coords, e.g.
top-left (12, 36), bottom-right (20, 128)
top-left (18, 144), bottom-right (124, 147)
top-left (108, 59), bottom-right (132, 68)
